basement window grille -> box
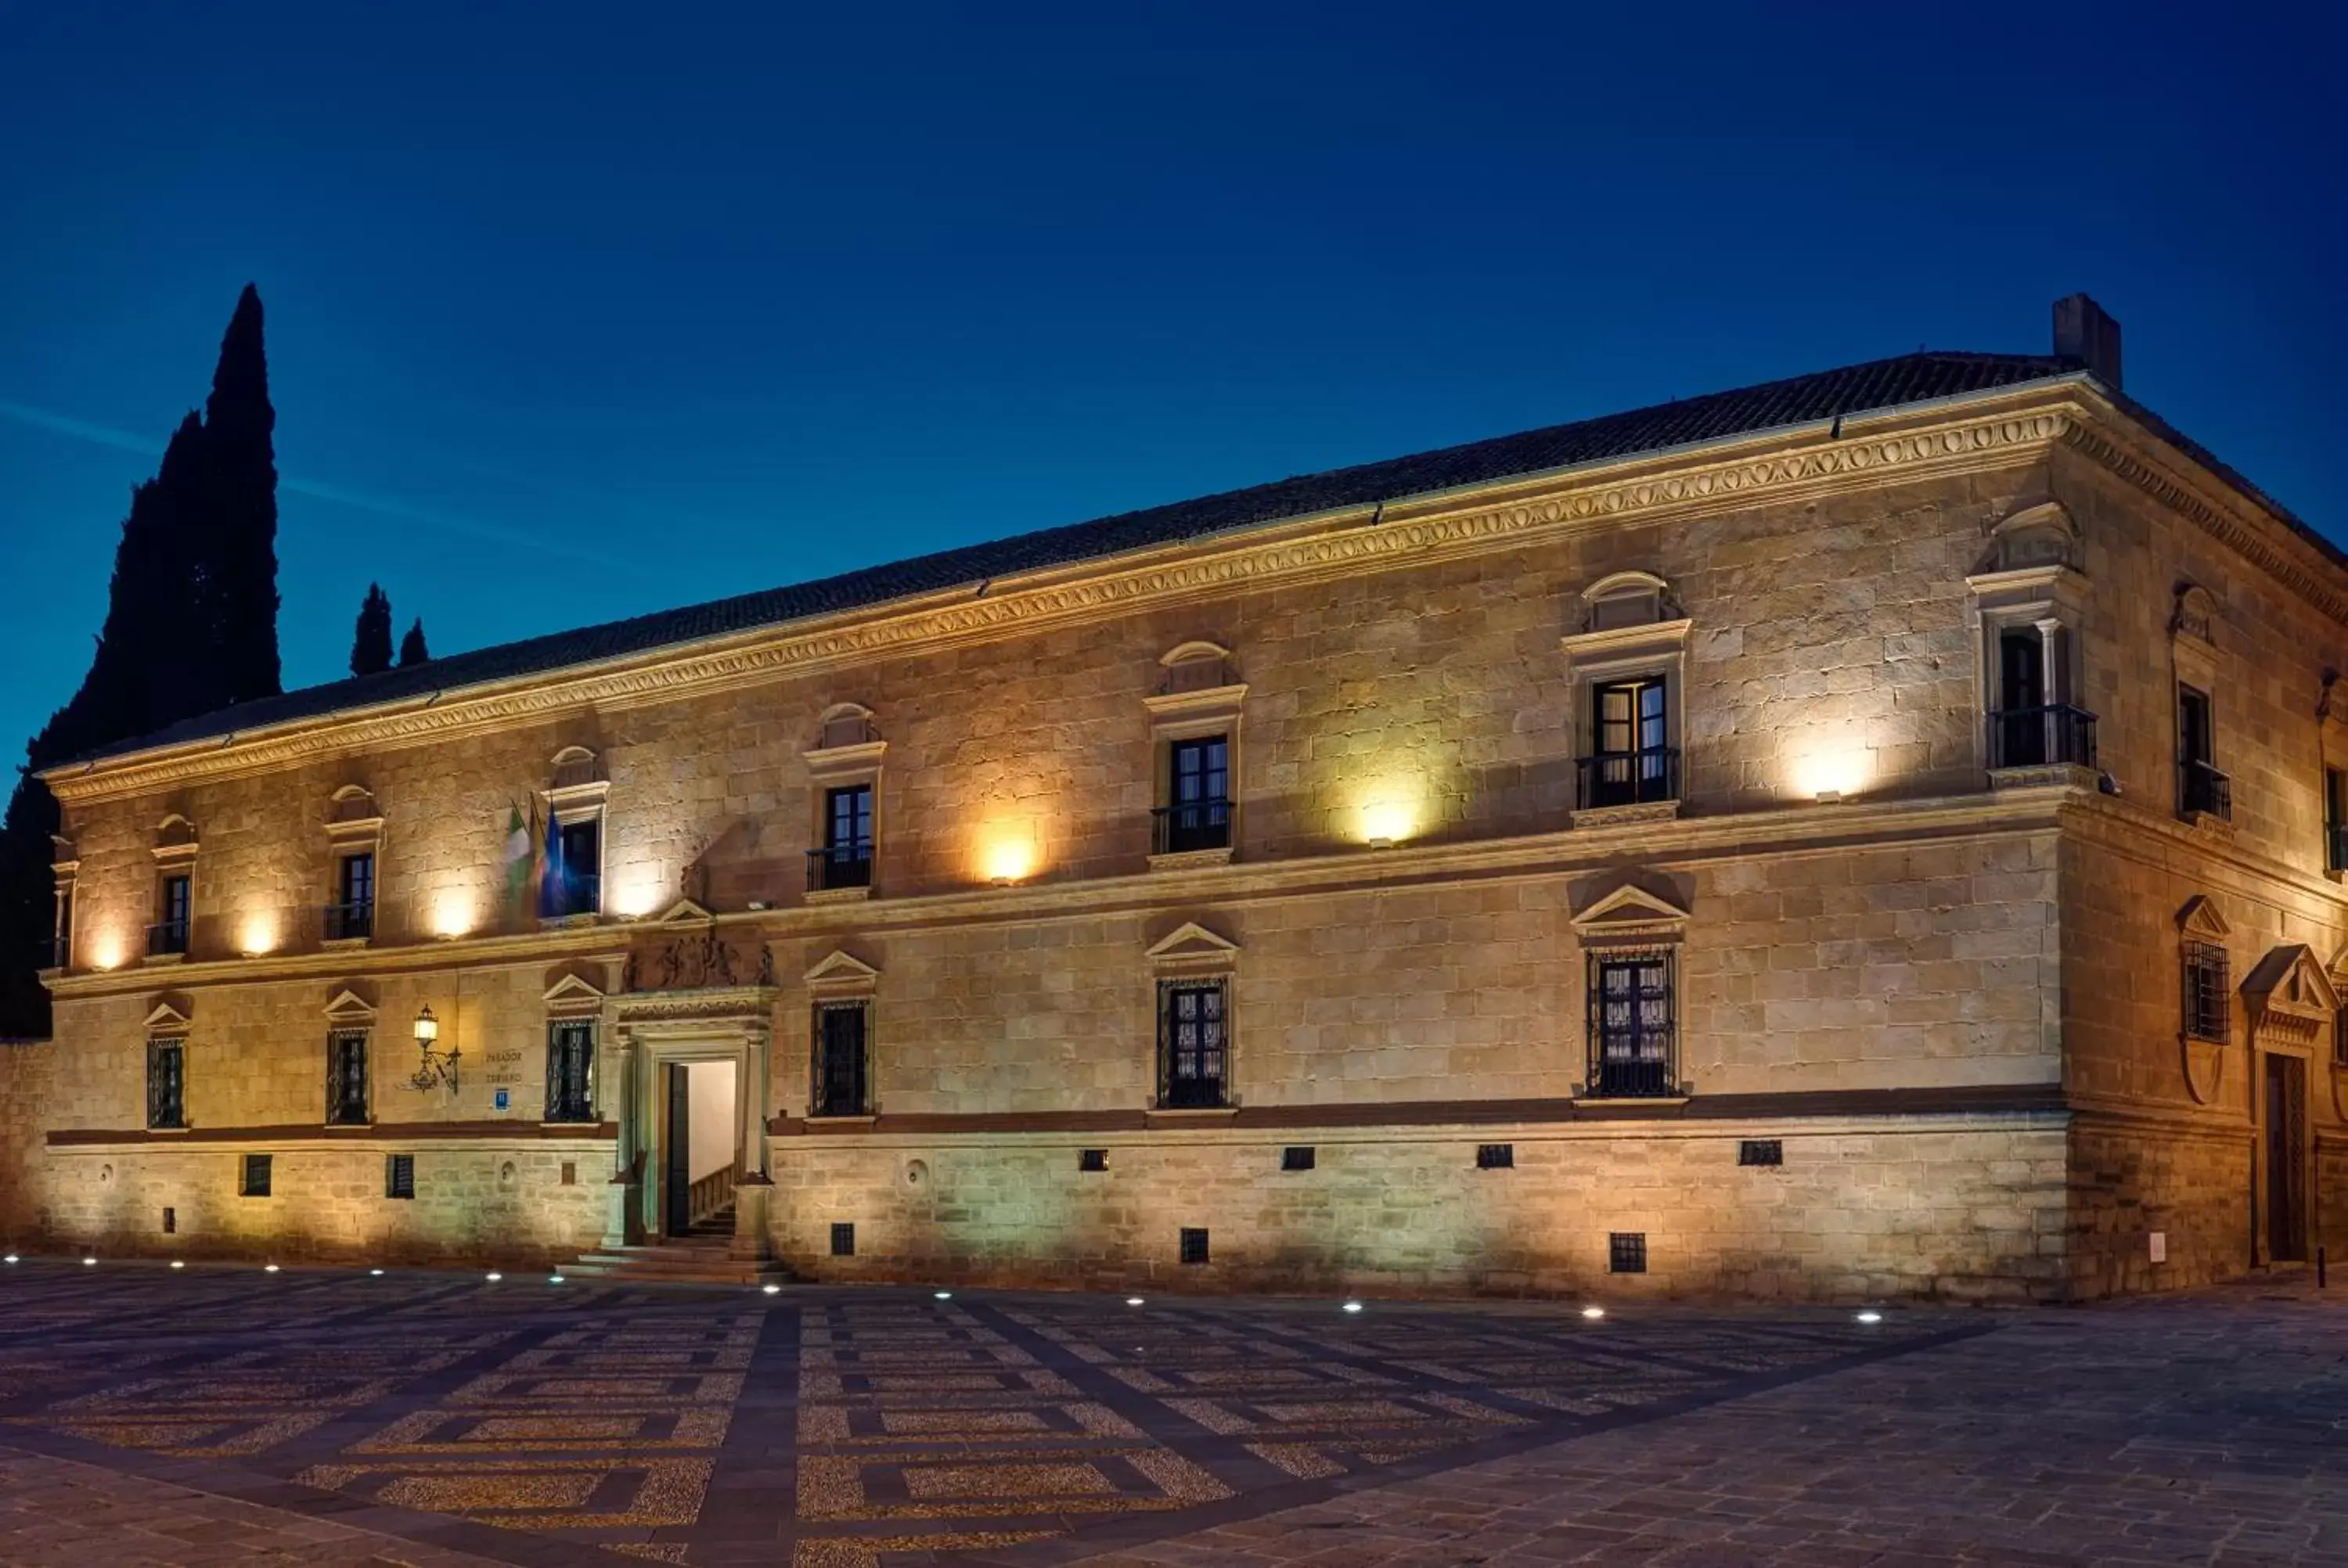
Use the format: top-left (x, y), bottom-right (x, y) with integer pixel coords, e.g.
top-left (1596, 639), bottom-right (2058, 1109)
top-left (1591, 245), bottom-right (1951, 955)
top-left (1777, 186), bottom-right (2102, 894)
top-left (1179, 1227), bottom-right (1210, 1265)
top-left (239, 1154), bottom-right (272, 1199)
top-left (386, 1153), bottom-right (415, 1199)
top-left (1079, 1149), bottom-right (1108, 1172)
top-left (1608, 1232), bottom-right (1647, 1274)
top-left (830, 1221), bottom-right (856, 1257)
top-left (1738, 1139), bottom-right (1784, 1167)
top-left (1476, 1143), bottom-right (1514, 1170)
top-left (1281, 1145), bottom-right (1315, 1171)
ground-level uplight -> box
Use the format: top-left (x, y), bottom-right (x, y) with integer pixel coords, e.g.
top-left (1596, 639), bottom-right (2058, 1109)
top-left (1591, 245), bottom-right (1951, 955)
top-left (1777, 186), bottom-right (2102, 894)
top-left (1856, 1309), bottom-right (1883, 1325)
top-left (170, 1260), bottom-right (185, 1270)
top-left (264, 1264), bottom-right (280, 1273)
top-left (1581, 1305), bottom-right (1606, 1321)
top-left (369, 1268), bottom-right (384, 1276)
top-left (1341, 1300), bottom-right (1364, 1314)
top-left (1125, 1296), bottom-right (1145, 1307)
top-left (484, 1271), bottom-right (502, 1282)
top-left (934, 1289), bottom-right (952, 1300)
top-left (548, 1274), bottom-right (566, 1285)
top-left (762, 1282), bottom-right (781, 1295)
top-left (81, 1257), bottom-right (96, 1267)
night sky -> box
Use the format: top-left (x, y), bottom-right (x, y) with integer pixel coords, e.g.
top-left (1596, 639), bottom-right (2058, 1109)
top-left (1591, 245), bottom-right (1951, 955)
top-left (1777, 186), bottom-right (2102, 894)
top-left (2, 5), bottom-right (2342, 763)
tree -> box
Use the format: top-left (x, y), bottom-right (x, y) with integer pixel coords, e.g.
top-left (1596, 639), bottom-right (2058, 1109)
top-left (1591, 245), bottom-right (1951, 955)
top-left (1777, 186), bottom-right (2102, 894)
top-left (351, 584), bottom-right (394, 676)
top-left (0, 286), bottom-right (283, 1038)
top-left (398, 617), bottom-right (431, 668)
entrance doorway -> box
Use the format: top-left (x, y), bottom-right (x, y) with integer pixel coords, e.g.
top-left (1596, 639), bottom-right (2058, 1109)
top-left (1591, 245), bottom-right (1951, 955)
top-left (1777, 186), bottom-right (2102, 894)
top-left (2264, 1054), bottom-right (2307, 1262)
top-left (661, 1059), bottom-right (739, 1239)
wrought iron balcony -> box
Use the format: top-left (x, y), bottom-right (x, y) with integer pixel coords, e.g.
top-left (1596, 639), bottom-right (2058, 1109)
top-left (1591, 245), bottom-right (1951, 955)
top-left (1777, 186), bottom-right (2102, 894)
top-left (146, 919), bottom-right (189, 958)
top-left (1575, 746), bottom-right (1680, 811)
top-left (322, 899), bottom-right (375, 941)
top-left (806, 841), bottom-right (874, 892)
top-left (1152, 798), bottom-right (1233, 855)
top-left (1586, 1057), bottom-right (1679, 1099)
top-left (1987, 703), bottom-right (2098, 771)
top-left (2180, 760), bottom-right (2232, 822)
top-left (542, 872), bottom-right (601, 919)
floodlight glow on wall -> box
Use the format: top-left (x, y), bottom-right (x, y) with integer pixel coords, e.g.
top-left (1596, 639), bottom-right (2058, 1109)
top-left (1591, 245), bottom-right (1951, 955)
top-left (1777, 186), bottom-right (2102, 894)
top-left (409, 1002), bottom-right (460, 1093)
top-left (981, 832), bottom-right (1036, 886)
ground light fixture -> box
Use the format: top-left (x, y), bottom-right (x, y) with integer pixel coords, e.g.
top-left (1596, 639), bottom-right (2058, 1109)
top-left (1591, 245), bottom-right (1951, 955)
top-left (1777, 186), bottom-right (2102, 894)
top-left (1581, 1305), bottom-right (1606, 1321)
top-left (934, 1290), bottom-right (952, 1300)
top-left (1125, 1296), bottom-right (1145, 1307)
top-left (82, 1257), bottom-right (96, 1267)
top-left (369, 1268), bottom-right (384, 1276)
top-left (170, 1260), bottom-right (185, 1270)
top-left (3, 1254), bottom-right (17, 1264)
top-left (1341, 1300), bottom-right (1364, 1314)
top-left (264, 1264), bottom-right (280, 1273)
top-left (1856, 1309), bottom-right (1884, 1325)
top-left (762, 1282), bottom-right (781, 1295)
top-left (548, 1274), bottom-right (565, 1285)
top-left (485, 1271), bottom-right (502, 1282)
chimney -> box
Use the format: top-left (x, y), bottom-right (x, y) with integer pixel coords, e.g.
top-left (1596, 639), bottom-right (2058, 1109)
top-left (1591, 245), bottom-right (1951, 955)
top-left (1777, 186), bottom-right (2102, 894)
top-left (2053, 293), bottom-right (2123, 390)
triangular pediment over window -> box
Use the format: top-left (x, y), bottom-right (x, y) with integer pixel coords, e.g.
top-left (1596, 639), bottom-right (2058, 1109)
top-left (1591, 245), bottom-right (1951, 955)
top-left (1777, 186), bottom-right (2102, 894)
top-left (656, 898), bottom-right (715, 925)
top-left (142, 1000), bottom-right (193, 1031)
top-left (542, 972), bottom-right (608, 1009)
top-left (2242, 944), bottom-right (2338, 1016)
top-left (804, 949), bottom-right (880, 986)
top-left (1569, 882), bottom-right (1690, 940)
top-left (1145, 922), bottom-right (1241, 966)
top-left (323, 988), bottom-right (378, 1025)
top-left (2177, 895), bottom-right (2231, 940)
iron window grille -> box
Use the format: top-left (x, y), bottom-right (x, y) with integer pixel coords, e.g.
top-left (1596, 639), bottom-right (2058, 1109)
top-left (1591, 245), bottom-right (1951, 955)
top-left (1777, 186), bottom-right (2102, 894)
top-left (1987, 704), bottom-right (2098, 770)
top-left (146, 1038), bottom-right (185, 1131)
top-left (151, 873), bottom-right (192, 956)
top-left (326, 851), bottom-right (375, 940)
top-left (812, 1002), bottom-right (870, 1117)
top-left (2183, 940), bottom-right (2230, 1043)
top-left (326, 1030), bottom-right (370, 1126)
top-left (1476, 1142), bottom-right (1514, 1170)
top-left (1179, 1227), bottom-right (1210, 1264)
top-left (1586, 950), bottom-right (1677, 1098)
top-left (1281, 1145), bottom-right (1315, 1171)
top-left (240, 1153), bottom-right (272, 1198)
top-left (386, 1153), bottom-right (415, 1199)
top-left (1154, 735), bottom-right (1232, 854)
top-left (808, 784), bottom-right (875, 890)
top-left (1079, 1148), bottom-right (1108, 1172)
top-left (2176, 686), bottom-right (2231, 820)
top-left (830, 1221), bottom-right (855, 1257)
top-left (1739, 1139), bottom-right (1784, 1167)
top-left (1608, 1232), bottom-right (1648, 1273)
top-left (545, 1020), bottom-right (597, 1123)
top-left (1158, 980), bottom-right (1229, 1108)
top-left (1578, 678), bottom-right (1676, 809)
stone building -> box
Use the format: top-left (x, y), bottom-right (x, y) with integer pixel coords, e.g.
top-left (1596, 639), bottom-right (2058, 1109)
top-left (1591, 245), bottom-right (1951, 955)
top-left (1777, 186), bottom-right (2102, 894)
top-left (4, 294), bottom-right (2340, 1302)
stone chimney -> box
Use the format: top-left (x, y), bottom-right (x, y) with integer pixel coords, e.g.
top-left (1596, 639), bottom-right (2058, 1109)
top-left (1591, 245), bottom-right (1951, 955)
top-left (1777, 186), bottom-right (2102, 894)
top-left (2053, 293), bottom-right (2123, 390)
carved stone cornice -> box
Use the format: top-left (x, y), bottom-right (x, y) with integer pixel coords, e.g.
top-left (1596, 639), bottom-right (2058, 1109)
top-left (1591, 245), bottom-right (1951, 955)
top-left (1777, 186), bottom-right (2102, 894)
top-left (43, 399), bottom-right (2086, 803)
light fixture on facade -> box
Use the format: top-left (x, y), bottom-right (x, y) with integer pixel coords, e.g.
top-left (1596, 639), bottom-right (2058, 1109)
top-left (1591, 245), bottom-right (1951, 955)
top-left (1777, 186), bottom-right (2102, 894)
top-left (409, 1003), bottom-right (460, 1092)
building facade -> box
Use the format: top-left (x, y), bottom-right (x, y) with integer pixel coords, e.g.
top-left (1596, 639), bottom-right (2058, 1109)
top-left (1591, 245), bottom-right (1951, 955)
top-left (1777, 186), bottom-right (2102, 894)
top-left (5, 297), bottom-right (2341, 1302)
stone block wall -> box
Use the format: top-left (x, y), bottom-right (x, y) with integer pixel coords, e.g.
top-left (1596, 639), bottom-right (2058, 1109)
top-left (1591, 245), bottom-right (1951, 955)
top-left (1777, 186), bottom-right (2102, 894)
top-left (2065, 1117), bottom-right (2252, 1297)
top-left (0, 1040), bottom-right (56, 1243)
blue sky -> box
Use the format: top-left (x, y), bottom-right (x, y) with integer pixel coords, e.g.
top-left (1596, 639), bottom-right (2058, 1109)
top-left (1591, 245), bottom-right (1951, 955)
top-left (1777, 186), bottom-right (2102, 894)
top-left (2, 3), bottom-right (2342, 761)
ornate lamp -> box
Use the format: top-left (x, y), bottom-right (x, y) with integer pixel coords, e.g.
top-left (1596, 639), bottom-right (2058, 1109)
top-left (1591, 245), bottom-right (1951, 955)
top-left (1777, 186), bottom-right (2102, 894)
top-left (409, 1002), bottom-right (459, 1092)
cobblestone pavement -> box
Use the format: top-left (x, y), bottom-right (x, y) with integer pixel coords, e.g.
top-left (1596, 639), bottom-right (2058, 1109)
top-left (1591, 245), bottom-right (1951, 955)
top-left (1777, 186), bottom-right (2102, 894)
top-left (0, 1259), bottom-right (2336, 1566)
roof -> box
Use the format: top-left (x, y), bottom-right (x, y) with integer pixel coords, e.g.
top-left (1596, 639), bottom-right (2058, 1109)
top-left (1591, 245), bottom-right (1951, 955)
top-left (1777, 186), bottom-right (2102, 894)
top-left (81, 348), bottom-right (2088, 765)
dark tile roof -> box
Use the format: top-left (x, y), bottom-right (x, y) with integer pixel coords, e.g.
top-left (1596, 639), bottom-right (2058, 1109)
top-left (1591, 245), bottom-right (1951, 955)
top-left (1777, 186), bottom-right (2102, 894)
top-left (81, 349), bottom-right (2086, 764)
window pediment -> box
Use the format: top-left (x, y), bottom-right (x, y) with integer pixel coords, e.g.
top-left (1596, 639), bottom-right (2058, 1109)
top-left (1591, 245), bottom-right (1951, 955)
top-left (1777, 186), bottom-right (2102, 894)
top-left (542, 971), bottom-right (608, 1013)
top-left (1147, 920), bottom-right (1239, 972)
top-left (1570, 882), bottom-right (1690, 944)
top-left (142, 999), bottom-right (193, 1031)
top-left (805, 948), bottom-right (881, 996)
top-left (2177, 894), bottom-right (2231, 941)
top-left (323, 987), bottom-right (378, 1026)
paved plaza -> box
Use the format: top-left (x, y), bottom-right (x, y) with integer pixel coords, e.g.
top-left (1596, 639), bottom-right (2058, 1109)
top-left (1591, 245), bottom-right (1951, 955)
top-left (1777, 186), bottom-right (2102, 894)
top-left (0, 1261), bottom-right (2338, 1566)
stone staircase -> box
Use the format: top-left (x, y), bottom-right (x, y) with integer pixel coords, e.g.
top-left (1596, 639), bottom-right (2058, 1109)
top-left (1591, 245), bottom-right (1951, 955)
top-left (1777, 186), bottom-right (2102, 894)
top-left (563, 1205), bottom-right (798, 1288)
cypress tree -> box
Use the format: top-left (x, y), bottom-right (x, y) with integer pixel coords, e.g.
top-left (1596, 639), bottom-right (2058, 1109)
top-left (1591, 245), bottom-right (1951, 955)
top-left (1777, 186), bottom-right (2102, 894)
top-left (398, 618), bottom-right (431, 669)
top-left (0, 286), bottom-right (283, 1038)
top-left (351, 584), bottom-right (394, 676)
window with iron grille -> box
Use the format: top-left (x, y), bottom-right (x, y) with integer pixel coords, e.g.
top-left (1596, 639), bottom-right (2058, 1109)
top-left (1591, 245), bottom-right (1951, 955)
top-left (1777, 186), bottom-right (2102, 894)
top-left (1179, 1227), bottom-right (1210, 1264)
top-left (1158, 980), bottom-right (1228, 1108)
top-left (330, 851), bottom-right (376, 940)
top-left (1158, 735), bottom-right (1232, 853)
top-left (386, 1153), bottom-right (415, 1199)
top-left (153, 872), bottom-right (192, 955)
top-left (326, 1030), bottom-right (370, 1126)
top-left (1582, 677), bottom-right (1674, 807)
top-left (146, 1038), bottom-right (185, 1130)
top-left (2182, 940), bottom-right (2230, 1043)
top-left (1739, 1139), bottom-right (1784, 1167)
top-left (819, 784), bottom-right (874, 888)
top-left (545, 1020), bottom-right (596, 1123)
top-left (1476, 1142), bottom-right (1514, 1170)
top-left (1587, 951), bottom-right (1676, 1098)
top-left (812, 1002), bottom-right (870, 1117)
top-left (1281, 1145), bottom-right (1315, 1171)
top-left (1608, 1232), bottom-right (1647, 1273)
top-left (1079, 1148), bottom-right (1108, 1172)
top-left (240, 1153), bottom-right (272, 1198)
top-left (830, 1221), bottom-right (855, 1257)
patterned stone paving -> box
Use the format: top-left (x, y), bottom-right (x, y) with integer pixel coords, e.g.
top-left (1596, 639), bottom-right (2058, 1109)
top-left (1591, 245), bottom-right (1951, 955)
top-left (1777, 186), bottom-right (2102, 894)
top-left (0, 1258), bottom-right (1986, 1564)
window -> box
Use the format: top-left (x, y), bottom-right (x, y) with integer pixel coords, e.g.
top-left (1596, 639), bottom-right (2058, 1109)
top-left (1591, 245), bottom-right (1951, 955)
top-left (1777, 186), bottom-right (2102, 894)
top-left (830, 1221), bottom-right (856, 1257)
top-left (2327, 769), bottom-right (2348, 874)
top-left (545, 1021), bottom-right (596, 1123)
top-left (1179, 1226), bottom-right (1211, 1264)
top-left (1157, 735), bottom-right (1232, 854)
top-left (1739, 1139), bottom-right (1784, 1167)
top-left (1608, 1232), bottom-right (1648, 1274)
top-left (326, 1030), bottom-right (370, 1126)
top-left (1476, 1142), bottom-right (1514, 1170)
top-left (161, 1207), bottom-right (175, 1234)
top-left (1158, 981), bottom-right (1228, 1108)
top-left (544, 817), bottom-right (602, 918)
top-left (330, 851), bottom-right (375, 940)
top-left (239, 1153), bottom-right (272, 1198)
top-left (1079, 1148), bottom-right (1108, 1172)
top-left (50, 883), bottom-right (71, 969)
top-left (2183, 940), bottom-right (2230, 1043)
top-left (812, 1002), bottom-right (870, 1117)
top-left (810, 784), bottom-right (874, 891)
top-left (1587, 951), bottom-right (1676, 1098)
top-left (1280, 1145), bottom-right (1315, 1171)
top-left (1582, 678), bottom-right (1674, 807)
top-left (153, 872), bottom-right (191, 956)
top-left (146, 1038), bottom-right (185, 1130)
top-left (2336, 1006), bottom-right (2348, 1070)
top-left (386, 1153), bottom-right (415, 1199)
top-left (2177, 685), bottom-right (2230, 819)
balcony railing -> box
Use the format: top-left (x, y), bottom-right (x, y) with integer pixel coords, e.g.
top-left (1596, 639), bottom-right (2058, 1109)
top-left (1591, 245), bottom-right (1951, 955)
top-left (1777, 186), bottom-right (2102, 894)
top-left (1152, 798), bottom-right (1233, 855)
top-left (542, 872), bottom-right (601, 919)
top-left (147, 919), bottom-right (189, 958)
top-left (323, 900), bottom-right (375, 941)
top-left (1576, 746), bottom-right (1680, 811)
top-left (1588, 1055), bottom-right (1678, 1099)
top-left (1987, 703), bottom-right (2098, 771)
top-left (806, 841), bottom-right (873, 892)
top-left (2181, 760), bottom-right (2233, 822)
